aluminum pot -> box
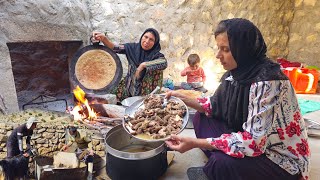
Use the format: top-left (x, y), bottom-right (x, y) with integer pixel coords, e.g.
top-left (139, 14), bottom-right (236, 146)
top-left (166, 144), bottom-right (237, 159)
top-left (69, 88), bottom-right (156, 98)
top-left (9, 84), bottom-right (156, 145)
top-left (105, 125), bottom-right (168, 180)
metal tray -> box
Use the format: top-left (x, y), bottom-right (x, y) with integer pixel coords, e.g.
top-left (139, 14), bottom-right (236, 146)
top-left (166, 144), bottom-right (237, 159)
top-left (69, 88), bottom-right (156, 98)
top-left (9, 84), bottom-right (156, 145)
top-left (69, 43), bottom-right (123, 94)
top-left (121, 96), bottom-right (143, 107)
top-left (123, 94), bottom-right (189, 142)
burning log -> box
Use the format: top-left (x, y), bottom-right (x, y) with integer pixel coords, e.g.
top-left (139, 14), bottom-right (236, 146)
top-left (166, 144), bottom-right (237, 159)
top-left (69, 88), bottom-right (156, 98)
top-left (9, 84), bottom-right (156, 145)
top-left (69, 86), bottom-right (126, 133)
top-left (94, 117), bottom-right (122, 126)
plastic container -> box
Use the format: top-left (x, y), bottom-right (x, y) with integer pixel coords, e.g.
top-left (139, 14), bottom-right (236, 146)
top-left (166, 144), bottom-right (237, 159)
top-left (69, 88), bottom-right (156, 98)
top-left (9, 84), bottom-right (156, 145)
top-left (283, 68), bottom-right (319, 94)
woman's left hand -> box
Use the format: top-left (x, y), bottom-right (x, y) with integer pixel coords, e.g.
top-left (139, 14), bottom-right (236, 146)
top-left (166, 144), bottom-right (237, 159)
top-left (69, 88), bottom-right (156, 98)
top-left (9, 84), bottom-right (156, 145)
top-left (166, 134), bottom-right (215, 153)
top-left (135, 62), bottom-right (147, 79)
top-left (165, 135), bottom-right (197, 153)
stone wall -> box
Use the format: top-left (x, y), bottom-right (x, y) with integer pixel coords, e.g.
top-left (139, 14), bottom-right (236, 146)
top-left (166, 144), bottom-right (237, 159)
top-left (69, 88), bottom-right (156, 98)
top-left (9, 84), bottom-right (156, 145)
top-left (287, 0), bottom-right (320, 67)
top-left (89, 0), bottom-right (295, 90)
top-left (0, 122), bottom-right (105, 159)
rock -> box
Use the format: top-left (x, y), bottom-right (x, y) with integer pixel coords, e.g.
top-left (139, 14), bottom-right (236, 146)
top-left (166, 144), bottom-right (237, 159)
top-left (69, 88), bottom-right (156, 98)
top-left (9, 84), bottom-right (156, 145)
top-left (0, 129), bottom-right (6, 134)
top-left (6, 130), bottom-right (12, 137)
top-left (56, 129), bottom-right (65, 133)
top-left (86, 94), bottom-right (117, 105)
top-left (43, 132), bottom-right (54, 139)
top-left (0, 123), bottom-right (6, 129)
top-left (47, 128), bottom-right (56, 133)
top-left (39, 147), bottom-right (51, 155)
top-left (51, 145), bottom-right (58, 151)
top-left (55, 132), bottom-right (59, 138)
top-left (58, 143), bottom-right (64, 149)
top-left (99, 144), bottom-right (105, 151)
top-left (37, 128), bottom-right (47, 133)
top-left (57, 125), bottom-right (64, 130)
top-left (95, 104), bottom-right (125, 118)
top-left (58, 132), bottom-right (65, 138)
top-left (36, 144), bottom-right (42, 148)
top-left (1, 143), bottom-right (6, 147)
top-left (36, 139), bottom-right (47, 144)
top-left (31, 133), bottom-right (42, 140)
top-left (92, 139), bottom-right (100, 146)
top-left (95, 151), bottom-right (105, 157)
top-left (6, 125), bottom-right (13, 131)
top-left (49, 138), bottom-right (59, 144)
top-left (95, 145), bottom-right (101, 151)
top-left (0, 134), bottom-right (7, 142)
top-left (0, 152), bottom-right (6, 159)
top-left (43, 144), bottom-right (49, 148)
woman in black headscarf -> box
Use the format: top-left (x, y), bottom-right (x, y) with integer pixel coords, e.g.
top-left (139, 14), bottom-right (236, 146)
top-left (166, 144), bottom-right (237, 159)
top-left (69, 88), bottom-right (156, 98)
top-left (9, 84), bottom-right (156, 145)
top-left (93, 28), bottom-right (167, 101)
top-left (165, 18), bottom-right (310, 180)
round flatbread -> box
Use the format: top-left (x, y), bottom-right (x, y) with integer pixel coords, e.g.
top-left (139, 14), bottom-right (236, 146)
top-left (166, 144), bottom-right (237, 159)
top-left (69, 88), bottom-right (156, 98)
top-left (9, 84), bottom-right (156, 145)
top-left (75, 49), bottom-right (116, 90)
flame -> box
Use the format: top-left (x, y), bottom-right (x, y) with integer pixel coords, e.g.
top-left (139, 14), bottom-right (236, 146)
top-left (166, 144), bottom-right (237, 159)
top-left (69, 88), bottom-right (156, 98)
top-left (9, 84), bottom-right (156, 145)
top-left (71, 86), bottom-right (97, 120)
top-left (70, 105), bottom-right (84, 121)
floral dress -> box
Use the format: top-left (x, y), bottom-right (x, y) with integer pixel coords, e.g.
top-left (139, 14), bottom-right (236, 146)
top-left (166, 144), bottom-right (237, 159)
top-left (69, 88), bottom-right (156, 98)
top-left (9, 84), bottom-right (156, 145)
top-left (198, 78), bottom-right (310, 179)
top-left (111, 45), bottom-right (167, 101)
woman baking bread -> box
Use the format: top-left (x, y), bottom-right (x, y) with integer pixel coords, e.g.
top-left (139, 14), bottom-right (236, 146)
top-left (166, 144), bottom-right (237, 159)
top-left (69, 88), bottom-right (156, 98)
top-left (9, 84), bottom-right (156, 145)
top-left (92, 28), bottom-right (167, 101)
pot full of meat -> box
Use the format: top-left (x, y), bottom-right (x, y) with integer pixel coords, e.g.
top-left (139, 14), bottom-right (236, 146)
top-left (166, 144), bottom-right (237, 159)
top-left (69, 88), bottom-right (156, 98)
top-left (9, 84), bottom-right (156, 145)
top-left (104, 94), bottom-right (188, 179)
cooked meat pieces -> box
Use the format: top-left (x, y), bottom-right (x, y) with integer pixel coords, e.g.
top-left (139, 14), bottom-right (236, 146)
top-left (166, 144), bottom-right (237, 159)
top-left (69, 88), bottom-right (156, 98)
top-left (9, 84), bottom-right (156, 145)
top-left (125, 95), bottom-right (186, 139)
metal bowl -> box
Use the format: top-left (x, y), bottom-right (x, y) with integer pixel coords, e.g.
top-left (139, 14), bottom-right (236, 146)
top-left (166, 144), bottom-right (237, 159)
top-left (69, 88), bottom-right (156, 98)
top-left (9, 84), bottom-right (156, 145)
top-left (121, 96), bottom-right (144, 107)
top-left (123, 94), bottom-right (189, 142)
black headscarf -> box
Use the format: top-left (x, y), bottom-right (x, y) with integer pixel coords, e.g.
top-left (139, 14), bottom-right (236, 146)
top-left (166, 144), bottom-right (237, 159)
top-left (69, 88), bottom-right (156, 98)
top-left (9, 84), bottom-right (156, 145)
top-left (124, 28), bottom-right (164, 67)
top-left (123, 28), bottom-right (165, 96)
top-left (210, 18), bottom-right (288, 132)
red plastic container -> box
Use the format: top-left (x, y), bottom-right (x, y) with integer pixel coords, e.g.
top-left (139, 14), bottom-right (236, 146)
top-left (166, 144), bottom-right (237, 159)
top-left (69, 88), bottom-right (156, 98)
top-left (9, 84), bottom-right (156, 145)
top-left (283, 68), bottom-right (319, 94)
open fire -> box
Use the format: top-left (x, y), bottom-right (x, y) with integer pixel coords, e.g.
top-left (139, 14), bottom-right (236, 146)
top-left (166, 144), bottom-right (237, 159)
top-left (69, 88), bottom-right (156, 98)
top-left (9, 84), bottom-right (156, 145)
top-left (71, 86), bottom-right (97, 121)
top-left (68, 86), bottom-right (123, 131)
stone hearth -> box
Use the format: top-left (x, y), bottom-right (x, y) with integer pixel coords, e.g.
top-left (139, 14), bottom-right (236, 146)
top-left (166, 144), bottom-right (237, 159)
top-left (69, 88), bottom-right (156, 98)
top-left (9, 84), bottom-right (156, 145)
top-left (7, 41), bottom-right (82, 110)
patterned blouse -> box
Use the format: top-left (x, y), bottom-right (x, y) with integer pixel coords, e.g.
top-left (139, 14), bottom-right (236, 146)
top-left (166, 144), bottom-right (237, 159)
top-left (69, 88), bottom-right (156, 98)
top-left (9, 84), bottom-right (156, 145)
top-left (112, 44), bottom-right (167, 98)
top-left (199, 78), bottom-right (310, 179)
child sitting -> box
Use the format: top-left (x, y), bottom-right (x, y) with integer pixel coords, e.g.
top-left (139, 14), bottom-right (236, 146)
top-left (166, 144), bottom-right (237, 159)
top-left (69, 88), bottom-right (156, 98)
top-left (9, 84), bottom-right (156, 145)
top-left (180, 54), bottom-right (207, 93)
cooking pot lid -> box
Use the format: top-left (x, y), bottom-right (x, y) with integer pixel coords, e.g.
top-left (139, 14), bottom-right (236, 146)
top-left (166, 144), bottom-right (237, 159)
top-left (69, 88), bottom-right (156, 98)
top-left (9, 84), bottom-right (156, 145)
top-left (70, 44), bottom-right (123, 94)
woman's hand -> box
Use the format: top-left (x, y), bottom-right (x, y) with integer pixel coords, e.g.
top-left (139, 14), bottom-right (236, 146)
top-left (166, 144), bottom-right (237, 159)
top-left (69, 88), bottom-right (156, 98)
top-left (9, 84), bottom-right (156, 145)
top-left (165, 90), bottom-right (206, 112)
top-left (165, 135), bottom-right (197, 153)
top-left (92, 32), bottom-right (106, 42)
top-left (61, 145), bottom-right (68, 151)
top-left (165, 135), bottom-right (215, 153)
top-left (165, 90), bottom-right (186, 99)
top-left (92, 31), bottom-right (115, 49)
top-left (134, 62), bottom-right (147, 79)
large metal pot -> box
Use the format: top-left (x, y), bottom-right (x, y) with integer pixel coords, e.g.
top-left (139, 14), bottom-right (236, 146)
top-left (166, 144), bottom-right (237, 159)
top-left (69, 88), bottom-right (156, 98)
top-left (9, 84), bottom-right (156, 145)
top-left (105, 125), bottom-right (168, 180)
top-left (69, 42), bottom-right (123, 94)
